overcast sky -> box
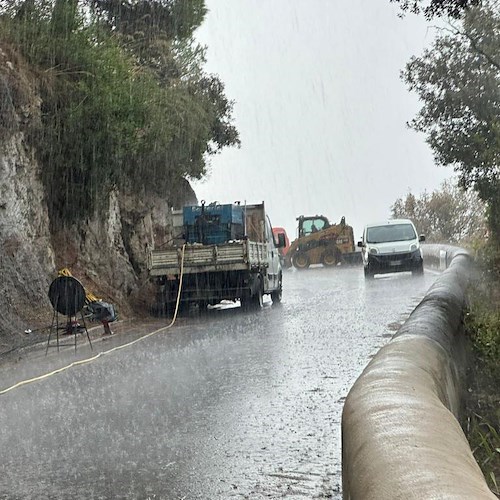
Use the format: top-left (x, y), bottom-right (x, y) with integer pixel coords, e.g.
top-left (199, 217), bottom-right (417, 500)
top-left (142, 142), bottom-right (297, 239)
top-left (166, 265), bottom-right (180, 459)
top-left (192, 0), bottom-right (451, 240)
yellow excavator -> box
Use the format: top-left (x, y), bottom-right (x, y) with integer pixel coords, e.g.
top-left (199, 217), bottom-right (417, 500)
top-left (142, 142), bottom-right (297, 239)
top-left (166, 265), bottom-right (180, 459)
top-left (283, 215), bottom-right (360, 269)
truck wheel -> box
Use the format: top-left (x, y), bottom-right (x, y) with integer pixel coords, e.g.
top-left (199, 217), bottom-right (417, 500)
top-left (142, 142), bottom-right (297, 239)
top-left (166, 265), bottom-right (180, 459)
top-left (164, 301), bottom-right (179, 317)
top-left (292, 252), bottom-right (310, 269)
top-left (154, 295), bottom-right (178, 318)
top-left (271, 275), bottom-right (283, 304)
top-left (240, 293), bottom-right (250, 310)
top-left (253, 287), bottom-right (264, 308)
top-left (241, 291), bottom-right (262, 310)
top-left (241, 277), bottom-right (263, 310)
top-left (175, 301), bottom-right (190, 316)
top-left (253, 276), bottom-right (264, 308)
top-left (197, 300), bottom-right (209, 312)
top-left (322, 249), bottom-right (339, 267)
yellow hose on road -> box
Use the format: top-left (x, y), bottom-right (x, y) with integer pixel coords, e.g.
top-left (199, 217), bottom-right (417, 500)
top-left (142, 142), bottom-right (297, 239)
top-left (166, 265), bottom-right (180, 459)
top-left (0, 246), bottom-right (186, 396)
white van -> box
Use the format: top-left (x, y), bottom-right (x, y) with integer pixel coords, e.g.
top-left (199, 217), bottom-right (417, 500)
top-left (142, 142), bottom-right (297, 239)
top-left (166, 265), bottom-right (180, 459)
top-left (358, 219), bottom-right (425, 278)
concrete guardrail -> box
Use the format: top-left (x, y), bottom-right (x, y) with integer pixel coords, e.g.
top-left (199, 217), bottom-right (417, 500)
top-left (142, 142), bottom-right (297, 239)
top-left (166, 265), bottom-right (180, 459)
top-left (342, 244), bottom-right (497, 499)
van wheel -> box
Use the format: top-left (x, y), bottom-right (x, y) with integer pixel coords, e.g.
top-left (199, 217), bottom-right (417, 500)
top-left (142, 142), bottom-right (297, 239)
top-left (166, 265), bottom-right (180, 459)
top-left (292, 251), bottom-right (310, 269)
top-left (412, 263), bottom-right (424, 276)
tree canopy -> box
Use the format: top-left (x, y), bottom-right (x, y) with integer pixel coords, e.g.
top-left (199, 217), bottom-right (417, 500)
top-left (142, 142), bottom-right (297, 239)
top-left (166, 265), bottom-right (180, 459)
top-left (402, 1), bottom-right (500, 241)
top-left (89, 0), bottom-right (207, 41)
top-left (390, 0), bottom-right (481, 18)
top-left (0, 0), bottom-right (239, 224)
top-left (391, 179), bottom-right (487, 244)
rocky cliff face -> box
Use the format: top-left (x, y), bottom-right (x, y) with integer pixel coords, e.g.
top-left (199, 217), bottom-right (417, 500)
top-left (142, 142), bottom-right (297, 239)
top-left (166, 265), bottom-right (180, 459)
top-left (0, 129), bottom-right (55, 351)
top-left (51, 183), bottom-right (196, 319)
top-left (0, 47), bottom-right (197, 355)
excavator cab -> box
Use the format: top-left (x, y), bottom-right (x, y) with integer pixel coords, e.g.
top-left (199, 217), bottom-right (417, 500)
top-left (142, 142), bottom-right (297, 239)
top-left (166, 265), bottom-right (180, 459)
top-left (298, 215), bottom-right (330, 238)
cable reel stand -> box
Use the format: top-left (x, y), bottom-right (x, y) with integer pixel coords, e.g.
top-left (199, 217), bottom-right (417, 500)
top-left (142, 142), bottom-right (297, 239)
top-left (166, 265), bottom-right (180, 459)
top-left (46, 276), bottom-right (93, 353)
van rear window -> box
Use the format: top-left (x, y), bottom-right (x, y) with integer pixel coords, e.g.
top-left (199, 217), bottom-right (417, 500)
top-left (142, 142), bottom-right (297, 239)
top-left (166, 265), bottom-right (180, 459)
top-left (366, 224), bottom-right (416, 243)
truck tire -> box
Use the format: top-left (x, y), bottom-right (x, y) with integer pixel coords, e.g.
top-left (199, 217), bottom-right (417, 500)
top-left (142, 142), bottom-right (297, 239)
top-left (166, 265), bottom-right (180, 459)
top-left (161, 301), bottom-right (178, 317)
top-left (241, 291), bottom-right (262, 309)
top-left (271, 274), bottom-right (283, 304)
top-left (170, 300), bottom-right (189, 316)
top-left (197, 300), bottom-right (209, 312)
top-left (253, 287), bottom-right (264, 308)
top-left (240, 290), bottom-right (250, 309)
top-left (154, 293), bottom-right (177, 318)
top-left (241, 276), bottom-right (263, 310)
top-left (292, 251), bottom-right (310, 269)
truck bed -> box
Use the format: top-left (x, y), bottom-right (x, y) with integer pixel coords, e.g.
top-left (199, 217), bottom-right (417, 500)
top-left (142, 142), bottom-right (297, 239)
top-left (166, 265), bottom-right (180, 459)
top-left (148, 240), bottom-right (269, 276)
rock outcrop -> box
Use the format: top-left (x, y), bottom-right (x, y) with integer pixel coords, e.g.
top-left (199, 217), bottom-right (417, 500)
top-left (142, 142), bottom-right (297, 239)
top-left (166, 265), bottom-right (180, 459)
top-left (0, 45), bottom-right (197, 355)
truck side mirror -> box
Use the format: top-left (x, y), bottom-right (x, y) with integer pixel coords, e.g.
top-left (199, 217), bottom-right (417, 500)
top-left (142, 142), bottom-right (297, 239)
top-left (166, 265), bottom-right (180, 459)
top-left (419, 235), bottom-right (426, 242)
top-left (357, 241), bottom-right (364, 248)
top-left (277, 233), bottom-right (286, 248)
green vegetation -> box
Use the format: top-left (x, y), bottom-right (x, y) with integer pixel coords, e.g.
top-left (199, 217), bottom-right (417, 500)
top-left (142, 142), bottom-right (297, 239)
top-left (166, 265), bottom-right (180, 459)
top-left (469, 308), bottom-right (500, 363)
top-left (393, 0), bottom-right (499, 491)
top-left (465, 283), bottom-right (500, 494)
top-left (402, 1), bottom-right (500, 246)
top-left (391, 178), bottom-right (487, 245)
top-left (469, 414), bottom-right (500, 496)
top-left (0, 0), bottom-right (239, 225)
top-left (391, 0), bottom-right (481, 19)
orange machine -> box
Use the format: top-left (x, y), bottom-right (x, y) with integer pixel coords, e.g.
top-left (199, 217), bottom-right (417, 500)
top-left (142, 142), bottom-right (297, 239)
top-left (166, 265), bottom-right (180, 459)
top-left (284, 215), bottom-right (359, 269)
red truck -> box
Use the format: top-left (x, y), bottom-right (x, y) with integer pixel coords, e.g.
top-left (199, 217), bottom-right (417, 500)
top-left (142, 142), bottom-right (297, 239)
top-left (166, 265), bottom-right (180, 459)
top-left (272, 227), bottom-right (290, 266)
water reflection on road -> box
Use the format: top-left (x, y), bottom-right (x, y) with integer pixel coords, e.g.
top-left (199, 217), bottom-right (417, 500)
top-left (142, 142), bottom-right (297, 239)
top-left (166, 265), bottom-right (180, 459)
top-left (0, 266), bottom-right (438, 499)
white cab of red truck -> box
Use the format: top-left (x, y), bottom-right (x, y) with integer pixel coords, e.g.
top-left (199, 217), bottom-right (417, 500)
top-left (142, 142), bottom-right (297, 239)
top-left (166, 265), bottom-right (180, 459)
top-left (148, 202), bottom-right (285, 313)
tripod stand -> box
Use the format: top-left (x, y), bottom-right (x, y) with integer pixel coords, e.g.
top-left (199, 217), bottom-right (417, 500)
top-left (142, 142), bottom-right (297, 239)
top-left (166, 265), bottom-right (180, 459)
top-left (46, 276), bottom-right (93, 354)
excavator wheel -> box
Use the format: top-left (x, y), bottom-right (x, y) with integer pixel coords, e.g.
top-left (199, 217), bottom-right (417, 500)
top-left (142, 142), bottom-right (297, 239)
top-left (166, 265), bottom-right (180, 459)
top-left (292, 251), bottom-right (310, 269)
top-left (322, 248), bottom-right (339, 267)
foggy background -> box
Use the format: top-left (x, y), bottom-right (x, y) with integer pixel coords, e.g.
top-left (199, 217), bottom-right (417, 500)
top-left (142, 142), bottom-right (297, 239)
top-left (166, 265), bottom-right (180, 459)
top-left (192, 0), bottom-right (451, 240)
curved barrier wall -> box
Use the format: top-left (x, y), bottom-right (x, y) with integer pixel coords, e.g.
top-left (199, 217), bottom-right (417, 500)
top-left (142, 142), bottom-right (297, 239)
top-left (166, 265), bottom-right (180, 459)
top-left (342, 244), bottom-right (496, 499)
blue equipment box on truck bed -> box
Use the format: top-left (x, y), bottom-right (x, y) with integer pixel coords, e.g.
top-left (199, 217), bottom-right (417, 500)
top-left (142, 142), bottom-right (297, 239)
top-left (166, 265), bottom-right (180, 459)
top-left (183, 203), bottom-right (244, 245)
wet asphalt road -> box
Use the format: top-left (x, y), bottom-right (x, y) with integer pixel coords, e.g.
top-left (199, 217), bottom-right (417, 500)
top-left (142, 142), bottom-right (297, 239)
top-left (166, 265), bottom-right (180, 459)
top-left (0, 266), bottom-right (439, 499)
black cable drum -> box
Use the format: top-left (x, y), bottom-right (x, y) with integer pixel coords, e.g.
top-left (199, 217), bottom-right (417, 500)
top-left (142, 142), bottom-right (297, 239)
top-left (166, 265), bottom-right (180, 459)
top-left (48, 276), bottom-right (86, 316)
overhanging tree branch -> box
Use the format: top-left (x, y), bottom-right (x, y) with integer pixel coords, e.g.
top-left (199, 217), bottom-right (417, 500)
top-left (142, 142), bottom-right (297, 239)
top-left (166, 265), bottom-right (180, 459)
top-left (466, 33), bottom-right (500, 70)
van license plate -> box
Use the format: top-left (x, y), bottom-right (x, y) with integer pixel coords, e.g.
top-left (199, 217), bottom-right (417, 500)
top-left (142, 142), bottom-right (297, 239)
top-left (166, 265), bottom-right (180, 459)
top-left (390, 260), bottom-right (401, 266)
